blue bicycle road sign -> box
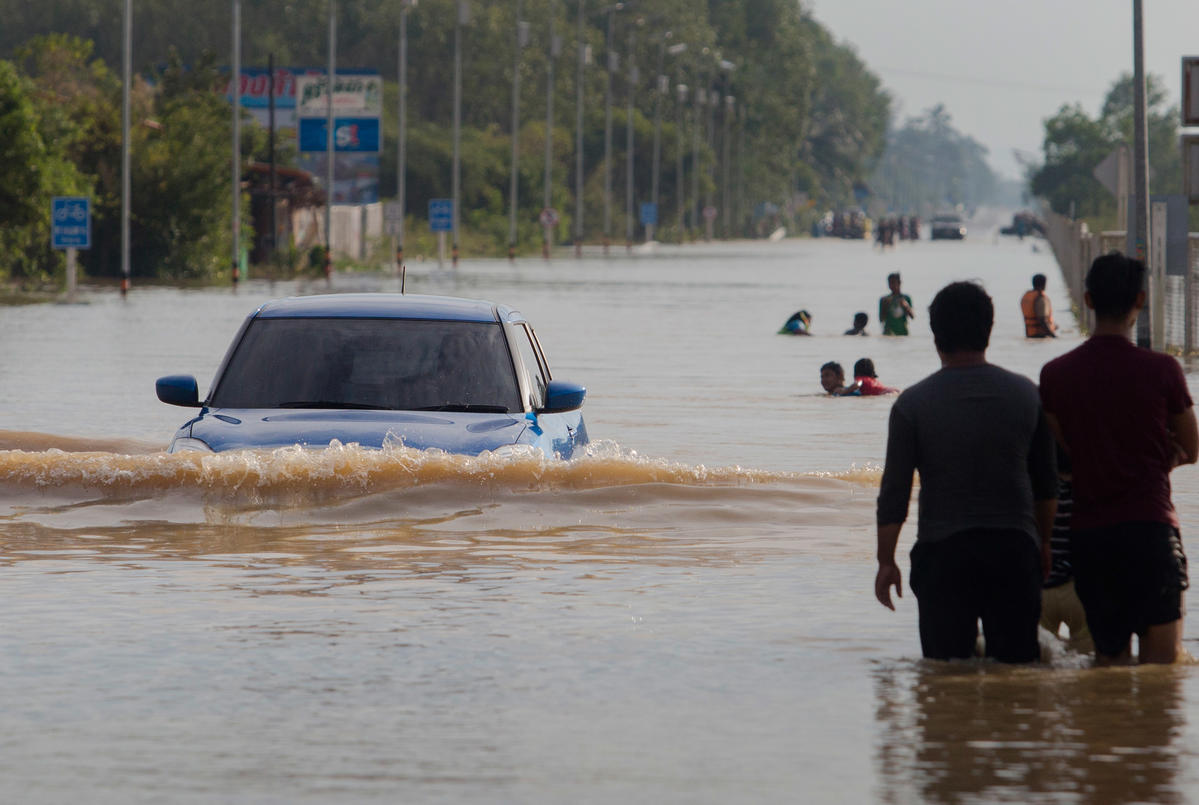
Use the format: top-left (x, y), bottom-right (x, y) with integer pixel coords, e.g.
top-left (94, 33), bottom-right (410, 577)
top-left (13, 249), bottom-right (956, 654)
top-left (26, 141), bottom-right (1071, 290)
top-left (429, 199), bottom-right (454, 232)
top-left (52, 197), bottom-right (91, 249)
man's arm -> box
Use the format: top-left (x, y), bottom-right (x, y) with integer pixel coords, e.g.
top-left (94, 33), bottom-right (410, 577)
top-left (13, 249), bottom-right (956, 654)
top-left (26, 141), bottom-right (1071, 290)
top-left (1033, 295), bottom-right (1056, 337)
top-left (876, 522), bottom-right (903, 609)
top-left (876, 404), bottom-right (915, 610)
top-left (1034, 498), bottom-right (1057, 580)
top-left (902, 294), bottom-right (915, 319)
top-left (1168, 407), bottom-right (1199, 467)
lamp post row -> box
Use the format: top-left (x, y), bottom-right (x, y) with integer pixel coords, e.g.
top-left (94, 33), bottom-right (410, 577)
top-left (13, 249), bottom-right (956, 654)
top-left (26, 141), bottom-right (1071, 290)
top-left (226, 0), bottom-right (744, 283)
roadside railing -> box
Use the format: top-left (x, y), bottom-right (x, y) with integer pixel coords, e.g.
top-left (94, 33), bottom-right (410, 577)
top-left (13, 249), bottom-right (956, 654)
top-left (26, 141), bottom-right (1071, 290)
top-left (1042, 207), bottom-right (1199, 353)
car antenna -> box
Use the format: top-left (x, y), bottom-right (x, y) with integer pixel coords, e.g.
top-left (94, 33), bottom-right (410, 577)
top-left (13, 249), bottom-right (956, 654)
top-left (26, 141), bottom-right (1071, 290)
top-left (400, 262), bottom-right (406, 293)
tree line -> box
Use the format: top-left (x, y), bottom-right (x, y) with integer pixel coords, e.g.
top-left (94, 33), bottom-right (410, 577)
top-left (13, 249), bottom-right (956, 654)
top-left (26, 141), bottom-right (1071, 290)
top-left (0, 0), bottom-right (1012, 284)
top-left (1031, 72), bottom-right (1190, 230)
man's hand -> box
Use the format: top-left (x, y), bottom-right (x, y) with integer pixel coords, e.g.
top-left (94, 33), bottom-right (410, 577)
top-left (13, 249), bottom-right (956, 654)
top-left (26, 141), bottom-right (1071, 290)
top-left (875, 560), bottom-right (903, 610)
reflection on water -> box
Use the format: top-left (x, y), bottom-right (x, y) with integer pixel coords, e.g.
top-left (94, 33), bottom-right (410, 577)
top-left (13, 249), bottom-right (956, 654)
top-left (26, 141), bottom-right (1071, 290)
top-left (874, 661), bottom-right (1186, 804)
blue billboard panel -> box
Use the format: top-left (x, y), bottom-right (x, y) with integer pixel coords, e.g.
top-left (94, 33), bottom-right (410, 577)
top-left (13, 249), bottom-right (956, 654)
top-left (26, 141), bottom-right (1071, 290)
top-left (639, 202), bottom-right (658, 226)
top-left (52, 197), bottom-right (91, 249)
top-left (298, 117), bottom-right (381, 153)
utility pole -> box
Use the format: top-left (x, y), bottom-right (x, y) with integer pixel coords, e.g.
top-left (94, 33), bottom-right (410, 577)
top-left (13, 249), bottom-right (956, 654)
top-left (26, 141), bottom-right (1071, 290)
top-left (1133, 0), bottom-right (1151, 346)
top-left (650, 36), bottom-right (684, 244)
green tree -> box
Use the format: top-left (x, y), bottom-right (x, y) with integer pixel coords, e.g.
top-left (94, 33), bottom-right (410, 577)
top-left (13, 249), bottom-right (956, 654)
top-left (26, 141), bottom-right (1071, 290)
top-left (0, 58), bottom-right (86, 282)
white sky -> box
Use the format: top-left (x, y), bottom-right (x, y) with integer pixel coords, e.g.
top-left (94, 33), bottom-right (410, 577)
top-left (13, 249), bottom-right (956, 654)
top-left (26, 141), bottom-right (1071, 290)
top-left (808, 0), bottom-right (1199, 179)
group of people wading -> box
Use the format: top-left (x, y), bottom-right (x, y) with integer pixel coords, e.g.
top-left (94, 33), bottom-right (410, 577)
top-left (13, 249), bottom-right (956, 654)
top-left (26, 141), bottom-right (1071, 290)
top-left (874, 253), bottom-right (1196, 666)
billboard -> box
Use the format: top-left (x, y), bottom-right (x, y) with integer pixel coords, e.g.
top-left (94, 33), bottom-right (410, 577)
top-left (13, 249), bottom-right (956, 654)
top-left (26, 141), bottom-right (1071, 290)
top-left (221, 68), bottom-right (382, 204)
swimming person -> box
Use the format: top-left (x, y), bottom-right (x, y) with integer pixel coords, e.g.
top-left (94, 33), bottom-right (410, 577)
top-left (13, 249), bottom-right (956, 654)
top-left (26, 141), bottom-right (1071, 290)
top-left (879, 273), bottom-right (915, 335)
top-left (852, 358), bottom-right (898, 395)
top-left (780, 310), bottom-right (812, 335)
top-left (820, 362), bottom-right (859, 396)
top-left (845, 312), bottom-right (869, 336)
top-left (875, 281), bottom-right (1057, 663)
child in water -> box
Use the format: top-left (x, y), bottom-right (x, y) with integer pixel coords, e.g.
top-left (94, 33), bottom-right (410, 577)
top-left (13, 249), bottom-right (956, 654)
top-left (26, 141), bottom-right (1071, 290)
top-left (844, 312), bottom-right (869, 335)
top-left (820, 361), bottom-right (860, 396)
top-left (779, 310), bottom-right (812, 335)
top-left (852, 358), bottom-right (898, 395)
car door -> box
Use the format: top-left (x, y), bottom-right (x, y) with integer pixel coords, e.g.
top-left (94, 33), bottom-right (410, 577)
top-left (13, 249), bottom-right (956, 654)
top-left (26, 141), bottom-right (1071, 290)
top-left (510, 322), bottom-right (585, 459)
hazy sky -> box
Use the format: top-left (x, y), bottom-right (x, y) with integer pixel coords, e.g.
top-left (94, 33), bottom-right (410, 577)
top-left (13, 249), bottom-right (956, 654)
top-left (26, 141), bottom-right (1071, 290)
top-left (808, 0), bottom-right (1199, 179)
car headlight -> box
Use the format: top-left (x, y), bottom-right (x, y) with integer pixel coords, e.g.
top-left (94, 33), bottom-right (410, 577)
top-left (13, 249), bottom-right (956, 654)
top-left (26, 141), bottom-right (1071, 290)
top-left (169, 437), bottom-right (214, 454)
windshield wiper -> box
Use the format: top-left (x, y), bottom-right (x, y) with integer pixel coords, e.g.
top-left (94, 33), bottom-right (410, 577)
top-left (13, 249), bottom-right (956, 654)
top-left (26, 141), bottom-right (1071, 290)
top-left (412, 404), bottom-right (510, 413)
top-left (276, 401), bottom-right (392, 410)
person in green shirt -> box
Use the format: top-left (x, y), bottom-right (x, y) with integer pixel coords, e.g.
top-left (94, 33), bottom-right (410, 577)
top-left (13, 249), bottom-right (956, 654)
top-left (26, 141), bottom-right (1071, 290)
top-left (879, 272), bottom-right (916, 335)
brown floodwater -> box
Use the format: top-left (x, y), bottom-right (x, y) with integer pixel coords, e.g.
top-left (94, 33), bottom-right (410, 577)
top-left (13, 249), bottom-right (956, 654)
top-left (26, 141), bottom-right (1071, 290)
top-left (3, 220), bottom-right (1198, 802)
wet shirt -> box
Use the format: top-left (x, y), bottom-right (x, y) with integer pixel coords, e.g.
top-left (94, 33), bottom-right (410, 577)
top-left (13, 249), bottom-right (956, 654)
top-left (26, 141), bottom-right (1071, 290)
top-left (879, 293), bottom-right (913, 335)
top-left (1040, 335), bottom-right (1192, 530)
top-left (877, 363), bottom-right (1058, 546)
top-left (856, 376), bottom-right (898, 396)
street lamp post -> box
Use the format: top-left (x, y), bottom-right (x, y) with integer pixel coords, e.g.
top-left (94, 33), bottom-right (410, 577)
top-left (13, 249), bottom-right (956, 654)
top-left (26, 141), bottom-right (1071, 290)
top-left (543, 12), bottom-right (560, 259)
top-left (722, 93), bottom-right (733, 240)
top-left (232, 0), bottom-right (241, 284)
top-left (602, 4), bottom-right (622, 255)
top-left (508, 1), bottom-right (528, 261)
top-left (121, 0), bottom-right (131, 294)
top-left (325, 0), bottom-right (335, 280)
top-left (675, 81), bottom-right (687, 243)
top-left (624, 29), bottom-right (636, 250)
top-left (691, 78), bottom-right (703, 242)
top-left (452, 0), bottom-right (469, 266)
top-left (650, 36), bottom-right (684, 244)
top-left (574, 0), bottom-right (585, 258)
top-left (397, 0), bottom-right (417, 271)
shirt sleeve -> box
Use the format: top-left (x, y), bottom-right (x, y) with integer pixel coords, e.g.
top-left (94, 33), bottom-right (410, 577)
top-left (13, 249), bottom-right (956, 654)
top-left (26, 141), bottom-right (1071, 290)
top-left (1038, 363), bottom-right (1057, 416)
top-left (1027, 407), bottom-right (1058, 501)
top-left (1164, 356), bottom-right (1193, 414)
top-left (877, 401), bottom-right (916, 525)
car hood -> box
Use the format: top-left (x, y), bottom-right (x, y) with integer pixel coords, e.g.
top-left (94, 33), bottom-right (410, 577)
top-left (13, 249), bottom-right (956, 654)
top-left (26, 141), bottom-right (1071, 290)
top-left (181, 408), bottom-right (530, 454)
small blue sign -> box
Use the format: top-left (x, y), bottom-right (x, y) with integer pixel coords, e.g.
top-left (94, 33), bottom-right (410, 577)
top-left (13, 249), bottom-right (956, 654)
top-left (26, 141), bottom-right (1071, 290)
top-left (298, 117), bottom-right (381, 152)
top-left (52, 197), bottom-right (91, 250)
top-left (639, 202), bottom-right (658, 226)
top-left (429, 199), bottom-right (454, 232)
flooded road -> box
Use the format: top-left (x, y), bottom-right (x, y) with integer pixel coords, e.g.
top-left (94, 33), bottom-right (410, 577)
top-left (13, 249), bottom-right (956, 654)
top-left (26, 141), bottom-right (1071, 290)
top-left (3, 221), bottom-right (1199, 802)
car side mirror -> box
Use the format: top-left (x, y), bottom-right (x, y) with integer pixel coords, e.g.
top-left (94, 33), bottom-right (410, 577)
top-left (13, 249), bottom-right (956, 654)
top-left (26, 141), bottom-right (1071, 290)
top-left (156, 375), bottom-right (202, 407)
top-left (539, 379), bottom-right (586, 413)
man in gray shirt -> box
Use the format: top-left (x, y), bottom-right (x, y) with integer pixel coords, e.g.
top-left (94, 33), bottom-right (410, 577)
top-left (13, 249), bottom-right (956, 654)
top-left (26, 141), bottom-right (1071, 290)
top-left (875, 281), bottom-right (1058, 662)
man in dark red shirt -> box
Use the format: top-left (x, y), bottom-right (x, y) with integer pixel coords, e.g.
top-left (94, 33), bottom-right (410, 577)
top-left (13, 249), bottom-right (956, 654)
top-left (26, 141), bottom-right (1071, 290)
top-left (1040, 253), bottom-right (1198, 665)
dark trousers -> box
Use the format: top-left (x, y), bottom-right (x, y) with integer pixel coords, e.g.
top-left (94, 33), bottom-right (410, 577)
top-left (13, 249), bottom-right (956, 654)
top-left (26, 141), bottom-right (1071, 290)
top-left (909, 529), bottom-right (1042, 663)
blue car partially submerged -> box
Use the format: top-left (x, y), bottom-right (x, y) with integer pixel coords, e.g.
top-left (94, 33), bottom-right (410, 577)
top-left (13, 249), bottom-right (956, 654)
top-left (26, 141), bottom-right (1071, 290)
top-left (156, 293), bottom-right (589, 458)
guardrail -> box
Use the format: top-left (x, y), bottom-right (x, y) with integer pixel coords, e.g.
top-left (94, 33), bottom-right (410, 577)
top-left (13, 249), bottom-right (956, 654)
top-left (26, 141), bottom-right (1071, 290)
top-left (1041, 207), bottom-right (1199, 353)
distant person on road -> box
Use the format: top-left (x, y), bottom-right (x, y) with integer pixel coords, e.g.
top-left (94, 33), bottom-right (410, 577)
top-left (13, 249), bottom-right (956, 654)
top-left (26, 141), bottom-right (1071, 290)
top-left (1040, 252), bottom-right (1198, 665)
top-left (879, 273), bottom-right (915, 336)
top-left (820, 361), bottom-right (859, 396)
top-left (852, 358), bottom-right (898, 396)
top-left (875, 281), bottom-right (1057, 663)
top-left (779, 310), bottom-right (812, 336)
top-left (845, 312), bottom-right (869, 336)
top-left (1021, 273), bottom-right (1058, 338)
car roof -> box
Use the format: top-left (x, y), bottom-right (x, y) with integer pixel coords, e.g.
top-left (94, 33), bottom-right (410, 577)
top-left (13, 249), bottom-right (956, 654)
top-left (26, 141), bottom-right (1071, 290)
top-left (252, 293), bottom-right (523, 324)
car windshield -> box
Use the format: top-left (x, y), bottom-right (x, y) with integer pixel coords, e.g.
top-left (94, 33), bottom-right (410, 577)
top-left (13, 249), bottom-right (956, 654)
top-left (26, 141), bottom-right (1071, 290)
top-left (209, 318), bottom-right (522, 413)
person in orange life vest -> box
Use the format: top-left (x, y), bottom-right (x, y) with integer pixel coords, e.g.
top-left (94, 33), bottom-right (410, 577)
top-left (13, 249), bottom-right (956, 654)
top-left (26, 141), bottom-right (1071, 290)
top-left (1021, 274), bottom-right (1057, 338)
top-left (853, 358), bottom-right (899, 395)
